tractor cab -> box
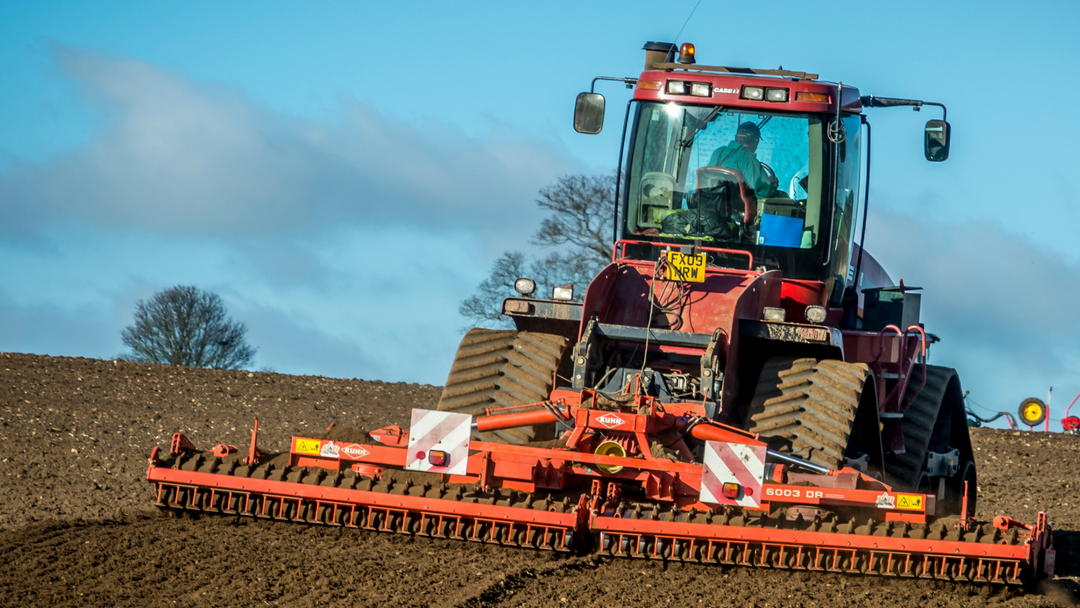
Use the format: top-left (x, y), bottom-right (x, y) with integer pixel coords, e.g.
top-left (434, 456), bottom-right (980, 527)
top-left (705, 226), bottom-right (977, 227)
top-left (576, 42), bottom-right (949, 312)
top-left (618, 98), bottom-right (860, 308)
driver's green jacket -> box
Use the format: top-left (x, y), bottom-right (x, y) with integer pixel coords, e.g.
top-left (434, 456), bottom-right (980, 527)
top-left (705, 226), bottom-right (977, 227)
top-left (708, 141), bottom-right (777, 198)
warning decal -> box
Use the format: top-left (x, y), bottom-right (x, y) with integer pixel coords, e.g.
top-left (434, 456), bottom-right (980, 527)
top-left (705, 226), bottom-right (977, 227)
top-left (294, 438), bottom-right (321, 455)
top-left (896, 494), bottom-right (924, 510)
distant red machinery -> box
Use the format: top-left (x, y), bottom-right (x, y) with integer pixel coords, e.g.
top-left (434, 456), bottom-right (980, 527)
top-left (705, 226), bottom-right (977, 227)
top-left (1060, 391), bottom-right (1080, 433)
top-left (1016, 390), bottom-right (1080, 433)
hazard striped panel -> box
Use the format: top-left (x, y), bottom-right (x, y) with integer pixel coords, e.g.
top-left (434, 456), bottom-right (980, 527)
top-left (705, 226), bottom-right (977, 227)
top-left (700, 441), bottom-right (766, 508)
top-left (405, 409), bottom-right (472, 476)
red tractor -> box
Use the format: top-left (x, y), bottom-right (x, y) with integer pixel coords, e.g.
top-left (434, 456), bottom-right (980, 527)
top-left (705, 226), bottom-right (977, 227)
top-left (441, 42), bottom-right (971, 511)
top-left (148, 42), bottom-right (1054, 585)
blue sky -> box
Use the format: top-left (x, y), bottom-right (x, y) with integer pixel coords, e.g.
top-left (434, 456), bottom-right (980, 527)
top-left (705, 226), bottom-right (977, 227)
top-left (2, 1), bottom-right (1079, 429)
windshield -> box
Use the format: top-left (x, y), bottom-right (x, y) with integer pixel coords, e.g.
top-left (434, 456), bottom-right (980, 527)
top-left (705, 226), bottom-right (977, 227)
top-left (622, 101), bottom-right (830, 280)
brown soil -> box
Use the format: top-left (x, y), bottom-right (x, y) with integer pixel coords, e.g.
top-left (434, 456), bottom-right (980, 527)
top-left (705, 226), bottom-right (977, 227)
top-left (1, 352), bottom-right (1077, 607)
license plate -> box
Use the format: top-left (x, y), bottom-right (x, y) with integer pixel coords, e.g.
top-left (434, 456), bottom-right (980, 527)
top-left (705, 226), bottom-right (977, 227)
top-left (797, 326), bottom-right (828, 342)
top-left (666, 251), bottom-right (706, 282)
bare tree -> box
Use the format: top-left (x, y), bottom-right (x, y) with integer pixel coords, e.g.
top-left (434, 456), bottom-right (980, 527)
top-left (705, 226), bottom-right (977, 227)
top-left (460, 173), bottom-right (616, 327)
top-left (459, 252), bottom-right (530, 327)
top-left (122, 285), bottom-right (256, 369)
top-left (532, 174), bottom-right (616, 267)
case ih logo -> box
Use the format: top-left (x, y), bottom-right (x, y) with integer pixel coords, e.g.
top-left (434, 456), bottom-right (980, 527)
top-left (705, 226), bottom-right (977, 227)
top-left (596, 414), bottom-right (626, 429)
top-left (339, 443), bottom-right (370, 459)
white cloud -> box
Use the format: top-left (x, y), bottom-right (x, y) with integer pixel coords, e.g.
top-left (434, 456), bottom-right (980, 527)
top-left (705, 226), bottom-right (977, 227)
top-left (0, 44), bottom-right (595, 383)
top-left (865, 206), bottom-right (1080, 419)
top-left (0, 44), bottom-right (581, 244)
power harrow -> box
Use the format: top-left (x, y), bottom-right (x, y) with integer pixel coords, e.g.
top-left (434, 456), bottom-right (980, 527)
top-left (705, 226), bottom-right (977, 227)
top-left (148, 379), bottom-right (1054, 586)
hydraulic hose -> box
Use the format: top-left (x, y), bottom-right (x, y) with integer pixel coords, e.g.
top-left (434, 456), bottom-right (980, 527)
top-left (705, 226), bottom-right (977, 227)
top-left (765, 449), bottom-right (831, 474)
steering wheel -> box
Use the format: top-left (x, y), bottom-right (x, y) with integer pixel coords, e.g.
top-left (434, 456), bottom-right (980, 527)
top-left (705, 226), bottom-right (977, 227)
top-left (760, 162), bottom-right (779, 188)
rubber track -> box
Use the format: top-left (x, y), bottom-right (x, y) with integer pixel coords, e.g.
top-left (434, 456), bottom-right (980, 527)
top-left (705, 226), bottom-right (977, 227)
top-left (155, 450), bottom-right (1035, 585)
top-left (885, 365), bottom-right (958, 489)
top-left (437, 329), bottom-right (569, 444)
top-left (746, 357), bottom-right (871, 470)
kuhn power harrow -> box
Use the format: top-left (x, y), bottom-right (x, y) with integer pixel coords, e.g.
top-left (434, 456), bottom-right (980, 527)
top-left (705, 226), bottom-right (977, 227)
top-left (148, 380), bottom-right (1054, 586)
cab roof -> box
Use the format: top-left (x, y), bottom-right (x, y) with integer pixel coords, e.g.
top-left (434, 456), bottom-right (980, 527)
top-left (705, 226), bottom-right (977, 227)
top-left (633, 65), bottom-right (862, 114)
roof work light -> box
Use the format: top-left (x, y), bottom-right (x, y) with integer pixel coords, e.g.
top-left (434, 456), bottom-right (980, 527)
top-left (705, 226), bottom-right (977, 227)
top-left (514, 278), bottom-right (536, 296)
top-left (741, 86), bottom-right (765, 101)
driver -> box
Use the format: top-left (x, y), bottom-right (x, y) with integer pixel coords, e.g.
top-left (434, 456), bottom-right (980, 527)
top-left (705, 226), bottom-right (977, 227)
top-left (708, 122), bottom-right (778, 198)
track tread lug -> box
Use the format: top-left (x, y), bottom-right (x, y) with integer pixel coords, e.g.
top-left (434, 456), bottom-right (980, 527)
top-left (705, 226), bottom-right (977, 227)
top-left (747, 357), bottom-right (870, 470)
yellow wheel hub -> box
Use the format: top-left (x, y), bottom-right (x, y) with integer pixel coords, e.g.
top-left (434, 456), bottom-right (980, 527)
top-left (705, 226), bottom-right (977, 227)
top-left (1022, 402), bottom-right (1044, 422)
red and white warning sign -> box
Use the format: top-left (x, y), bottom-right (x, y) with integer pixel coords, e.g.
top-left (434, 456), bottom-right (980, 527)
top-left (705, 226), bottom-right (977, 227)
top-left (700, 441), bottom-right (766, 508)
top-left (405, 409), bottom-right (472, 476)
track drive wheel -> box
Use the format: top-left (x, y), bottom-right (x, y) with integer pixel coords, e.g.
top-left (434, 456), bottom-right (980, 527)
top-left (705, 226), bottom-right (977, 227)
top-left (436, 328), bottom-right (570, 444)
top-left (884, 365), bottom-right (974, 496)
top-left (746, 357), bottom-right (872, 470)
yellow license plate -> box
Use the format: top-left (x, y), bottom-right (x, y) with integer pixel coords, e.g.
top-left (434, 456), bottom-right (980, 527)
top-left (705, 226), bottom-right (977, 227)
top-left (895, 494), bottom-right (924, 510)
top-left (666, 252), bottom-right (706, 282)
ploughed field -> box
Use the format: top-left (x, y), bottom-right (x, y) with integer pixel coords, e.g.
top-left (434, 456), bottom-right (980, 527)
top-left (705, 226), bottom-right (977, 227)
top-left (1, 352), bottom-right (1077, 607)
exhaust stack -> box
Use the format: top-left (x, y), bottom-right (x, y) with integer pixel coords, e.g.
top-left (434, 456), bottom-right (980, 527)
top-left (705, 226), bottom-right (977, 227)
top-left (643, 41), bottom-right (677, 71)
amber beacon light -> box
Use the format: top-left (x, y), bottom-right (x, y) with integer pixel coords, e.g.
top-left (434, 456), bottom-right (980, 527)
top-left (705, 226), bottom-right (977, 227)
top-left (677, 43), bottom-right (696, 64)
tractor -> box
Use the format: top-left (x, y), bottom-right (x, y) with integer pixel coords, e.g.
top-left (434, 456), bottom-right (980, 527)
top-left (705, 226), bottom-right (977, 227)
top-left (439, 41), bottom-right (970, 512)
top-left (148, 42), bottom-right (1054, 585)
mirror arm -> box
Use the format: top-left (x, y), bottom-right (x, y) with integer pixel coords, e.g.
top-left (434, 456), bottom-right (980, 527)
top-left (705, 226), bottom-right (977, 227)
top-left (921, 101), bottom-right (946, 123)
top-left (860, 95), bottom-right (947, 121)
top-left (591, 76), bottom-right (638, 93)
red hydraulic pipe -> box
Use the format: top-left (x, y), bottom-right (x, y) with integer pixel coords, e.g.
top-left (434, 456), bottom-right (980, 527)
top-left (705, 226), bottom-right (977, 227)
top-left (689, 422), bottom-right (763, 445)
top-left (475, 407), bottom-right (565, 432)
top-left (1064, 389), bottom-right (1080, 420)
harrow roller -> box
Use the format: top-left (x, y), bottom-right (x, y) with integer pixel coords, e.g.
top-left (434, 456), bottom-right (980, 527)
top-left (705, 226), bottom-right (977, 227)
top-left (151, 449), bottom-right (1046, 585)
top-left (590, 505), bottom-right (1046, 584)
top-left (151, 447), bottom-right (580, 552)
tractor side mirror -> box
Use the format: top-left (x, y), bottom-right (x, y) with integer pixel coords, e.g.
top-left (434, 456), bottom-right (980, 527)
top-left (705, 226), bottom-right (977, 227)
top-left (924, 119), bottom-right (950, 162)
top-left (574, 93), bottom-right (605, 134)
